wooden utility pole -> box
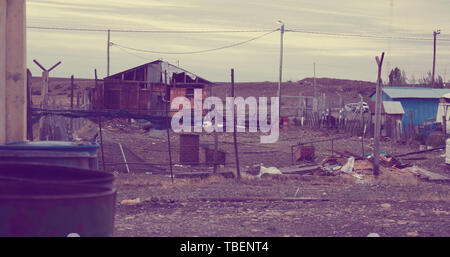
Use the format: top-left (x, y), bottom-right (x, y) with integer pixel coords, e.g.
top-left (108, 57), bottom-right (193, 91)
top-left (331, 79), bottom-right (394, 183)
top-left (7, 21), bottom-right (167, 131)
top-left (277, 21), bottom-right (284, 117)
top-left (0, 0), bottom-right (27, 144)
top-left (33, 60), bottom-right (61, 140)
top-left (231, 69), bottom-right (241, 180)
top-left (313, 63), bottom-right (317, 98)
top-left (107, 29), bottom-right (111, 76)
top-left (374, 52), bottom-right (385, 176)
top-left (432, 29), bottom-right (441, 88)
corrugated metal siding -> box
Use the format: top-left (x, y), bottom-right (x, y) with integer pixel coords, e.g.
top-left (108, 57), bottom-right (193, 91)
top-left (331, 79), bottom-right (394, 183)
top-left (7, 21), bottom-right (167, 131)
top-left (371, 91), bottom-right (439, 135)
top-left (397, 98), bottom-right (438, 128)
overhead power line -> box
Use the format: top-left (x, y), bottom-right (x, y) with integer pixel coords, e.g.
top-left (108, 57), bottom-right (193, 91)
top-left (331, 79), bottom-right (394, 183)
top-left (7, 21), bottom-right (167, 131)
top-left (27, 26), bottom-right (450, 41)
top-left (288, 28), bottom-right (450, 42)
top-left (111, 29), bottom-right (278, 55)
top-left (114, 44), bottom-right (152, 61)
top-left (27, 26), bottom-right (107, 32)
top-left (26, 26), bottom-right (275, 33)
top-left (26, 25), bottom-right (450, 41)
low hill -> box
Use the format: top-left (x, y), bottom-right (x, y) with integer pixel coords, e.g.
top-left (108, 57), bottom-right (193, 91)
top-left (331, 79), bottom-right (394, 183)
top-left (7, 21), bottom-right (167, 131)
top-left (29, 76), bottom-right (378, 107)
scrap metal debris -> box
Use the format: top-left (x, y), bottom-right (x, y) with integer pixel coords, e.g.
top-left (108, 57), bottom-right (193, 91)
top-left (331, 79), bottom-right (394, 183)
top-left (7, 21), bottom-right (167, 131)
top-left (120, 198), bottom-right (141, 206)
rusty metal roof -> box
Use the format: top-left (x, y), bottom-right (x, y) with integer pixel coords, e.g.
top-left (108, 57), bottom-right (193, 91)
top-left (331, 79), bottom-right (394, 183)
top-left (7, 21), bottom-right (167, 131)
top-left (104, 60), bottom-right (213, 84)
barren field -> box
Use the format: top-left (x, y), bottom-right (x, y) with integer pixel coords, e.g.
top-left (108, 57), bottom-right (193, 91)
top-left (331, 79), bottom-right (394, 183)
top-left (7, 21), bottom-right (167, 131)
top-left (30, 76), bottom-right (450, 237)
top-left (97, 121), bottom-right (450, 237)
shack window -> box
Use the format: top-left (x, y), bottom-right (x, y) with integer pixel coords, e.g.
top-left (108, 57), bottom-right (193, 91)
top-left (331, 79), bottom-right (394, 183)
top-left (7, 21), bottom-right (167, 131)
top-left (186, 88), bottom-right (194, 99)
top-left (124, 71), bottom-right (134, 80)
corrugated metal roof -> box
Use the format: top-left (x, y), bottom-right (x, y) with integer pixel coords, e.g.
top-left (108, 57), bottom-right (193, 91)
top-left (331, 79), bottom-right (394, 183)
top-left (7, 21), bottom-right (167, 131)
top-left (382, 87), bottom-right (450, 99)
top-left (382, 101), bottom-right (404, 114)
top-left (105, 60), bottom-right (213, 84)
top-left (368, 101), bottom-right (405, 115)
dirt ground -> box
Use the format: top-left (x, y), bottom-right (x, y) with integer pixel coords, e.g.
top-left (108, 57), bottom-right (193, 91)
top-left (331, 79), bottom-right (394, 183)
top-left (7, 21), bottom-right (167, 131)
top-left (30, 76), bottom-right (449, 237)
top-left (98, 121), bottom-right (450, 237)
top-left (114, 175), bottom-right (449, 237)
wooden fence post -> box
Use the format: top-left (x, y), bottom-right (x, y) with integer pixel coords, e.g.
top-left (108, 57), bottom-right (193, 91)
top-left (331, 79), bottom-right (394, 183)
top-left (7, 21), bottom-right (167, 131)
top-left (26, 69), bottom-right (33, 141)
top-left (34, 59), bottom-right (61, 140)
top-left (231, 68), bottom-right (241, 181)
top-left (373, 52), bottom-right (385, 176)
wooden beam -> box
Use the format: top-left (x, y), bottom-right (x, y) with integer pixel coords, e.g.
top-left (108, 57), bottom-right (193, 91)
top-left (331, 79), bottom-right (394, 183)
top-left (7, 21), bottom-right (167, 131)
top-left (4, 0), bottom-right (27, 143)
top-left (33, 59), bottom-right (46, 72)
top-left (373, 52), bottom-right (385, 176)
top-left (47, 61), bottom-right (61, 72)
top-left (0, 0), bottom-right (7, 144)
top-left (26, 69), bottom-right (33, 141)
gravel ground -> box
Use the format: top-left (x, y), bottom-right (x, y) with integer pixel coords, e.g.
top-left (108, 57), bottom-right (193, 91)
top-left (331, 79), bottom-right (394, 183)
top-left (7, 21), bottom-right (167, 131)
top-left (114, 174), bottom-right (449, 237)
top-left (98, 120), bottom-right (450, 237)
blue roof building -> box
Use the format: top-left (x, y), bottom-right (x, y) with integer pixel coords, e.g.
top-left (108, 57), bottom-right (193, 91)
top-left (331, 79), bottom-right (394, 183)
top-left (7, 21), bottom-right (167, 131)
top-left (370, 87), bottom-right (450, 135)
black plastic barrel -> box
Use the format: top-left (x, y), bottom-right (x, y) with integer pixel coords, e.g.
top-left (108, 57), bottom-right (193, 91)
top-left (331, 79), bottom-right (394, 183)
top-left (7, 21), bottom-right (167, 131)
top-left (0, 162), bottom-right (115, 190)
top-left (0, 162), bottom-right (116, 237)
top-left (0, 181), bottom-right (116, 237)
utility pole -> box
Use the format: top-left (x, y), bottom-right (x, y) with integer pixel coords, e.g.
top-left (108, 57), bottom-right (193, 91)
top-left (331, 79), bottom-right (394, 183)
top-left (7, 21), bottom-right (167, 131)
top-left (313, 63), bottom-right (316, 97)
top-left (277, 20), bottom-right (285, 116)
top-left (374, 52), bottom-right (385, 176)
top-left (432, 29), bottom-right (440, 88)
top-left (1, 0), bottom-right (27, 144)
top-left (107, 29), bottom-right (111, 76)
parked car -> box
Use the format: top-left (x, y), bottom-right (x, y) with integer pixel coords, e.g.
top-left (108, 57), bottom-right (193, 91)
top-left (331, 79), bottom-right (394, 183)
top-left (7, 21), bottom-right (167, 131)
top-left (344, 102), bottom-right (369, 113)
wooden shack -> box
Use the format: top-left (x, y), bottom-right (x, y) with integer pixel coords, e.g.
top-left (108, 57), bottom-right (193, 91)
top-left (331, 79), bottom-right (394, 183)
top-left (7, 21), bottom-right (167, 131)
top-left (369, 101), bottom-right (405, 139)
top-left (94, 60), bottom-right (213, 117)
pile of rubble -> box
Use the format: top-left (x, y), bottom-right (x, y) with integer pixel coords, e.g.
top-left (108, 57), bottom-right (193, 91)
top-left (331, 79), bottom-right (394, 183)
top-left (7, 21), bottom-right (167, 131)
top-left (246, 152), bottom-right (450, 184)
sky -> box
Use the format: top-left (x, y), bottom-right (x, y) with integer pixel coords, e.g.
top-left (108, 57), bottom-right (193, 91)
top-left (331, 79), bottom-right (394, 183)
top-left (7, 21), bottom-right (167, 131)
top-left (26, 0), bottom-right (450, 83)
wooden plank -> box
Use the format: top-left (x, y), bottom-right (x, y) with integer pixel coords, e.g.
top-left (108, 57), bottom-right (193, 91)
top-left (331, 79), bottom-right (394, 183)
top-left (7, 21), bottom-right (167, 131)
top-left (174, 171), bottom-right (234, 179)
top-left (0, 0), bottom-right (7, 144)
top-left (195, 197), bottom-right (329, 202)
top-left (393, 146), bottom-right (445, 158)
top-left (279, 164), bottom-right (321, 174)
top-left (118, 142), bottom-right (130, 173)
top-left (407, 166), bottom-right (450, 182)
top-left (5, 0), bottom-right (27, 143)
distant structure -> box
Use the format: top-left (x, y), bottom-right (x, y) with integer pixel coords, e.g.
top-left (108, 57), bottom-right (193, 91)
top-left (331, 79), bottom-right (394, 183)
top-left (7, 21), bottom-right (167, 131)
top-left (371, 87), bottom-right (450, 136)
top-left (368, 101), bottom-right (405, 139)
top-left (93, 60), bottom-right (214, 117)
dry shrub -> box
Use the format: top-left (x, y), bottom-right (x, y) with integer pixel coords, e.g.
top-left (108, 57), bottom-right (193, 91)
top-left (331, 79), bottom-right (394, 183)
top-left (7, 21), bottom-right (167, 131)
top-left (361, 167), bottom-right (420, 186)
top-left (161, 174), bottom-right (232, 188)
top-left (116, 174), bottom-right (164, 187)
top-left (417, 192), bottom-right (450, 201)
top-left (377, 170), bottom-right (420, 185)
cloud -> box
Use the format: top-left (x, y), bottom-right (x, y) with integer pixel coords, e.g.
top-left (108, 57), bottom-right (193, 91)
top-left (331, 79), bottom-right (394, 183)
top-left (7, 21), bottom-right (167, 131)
top-left (26, 0), bottom-right (450, 82)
